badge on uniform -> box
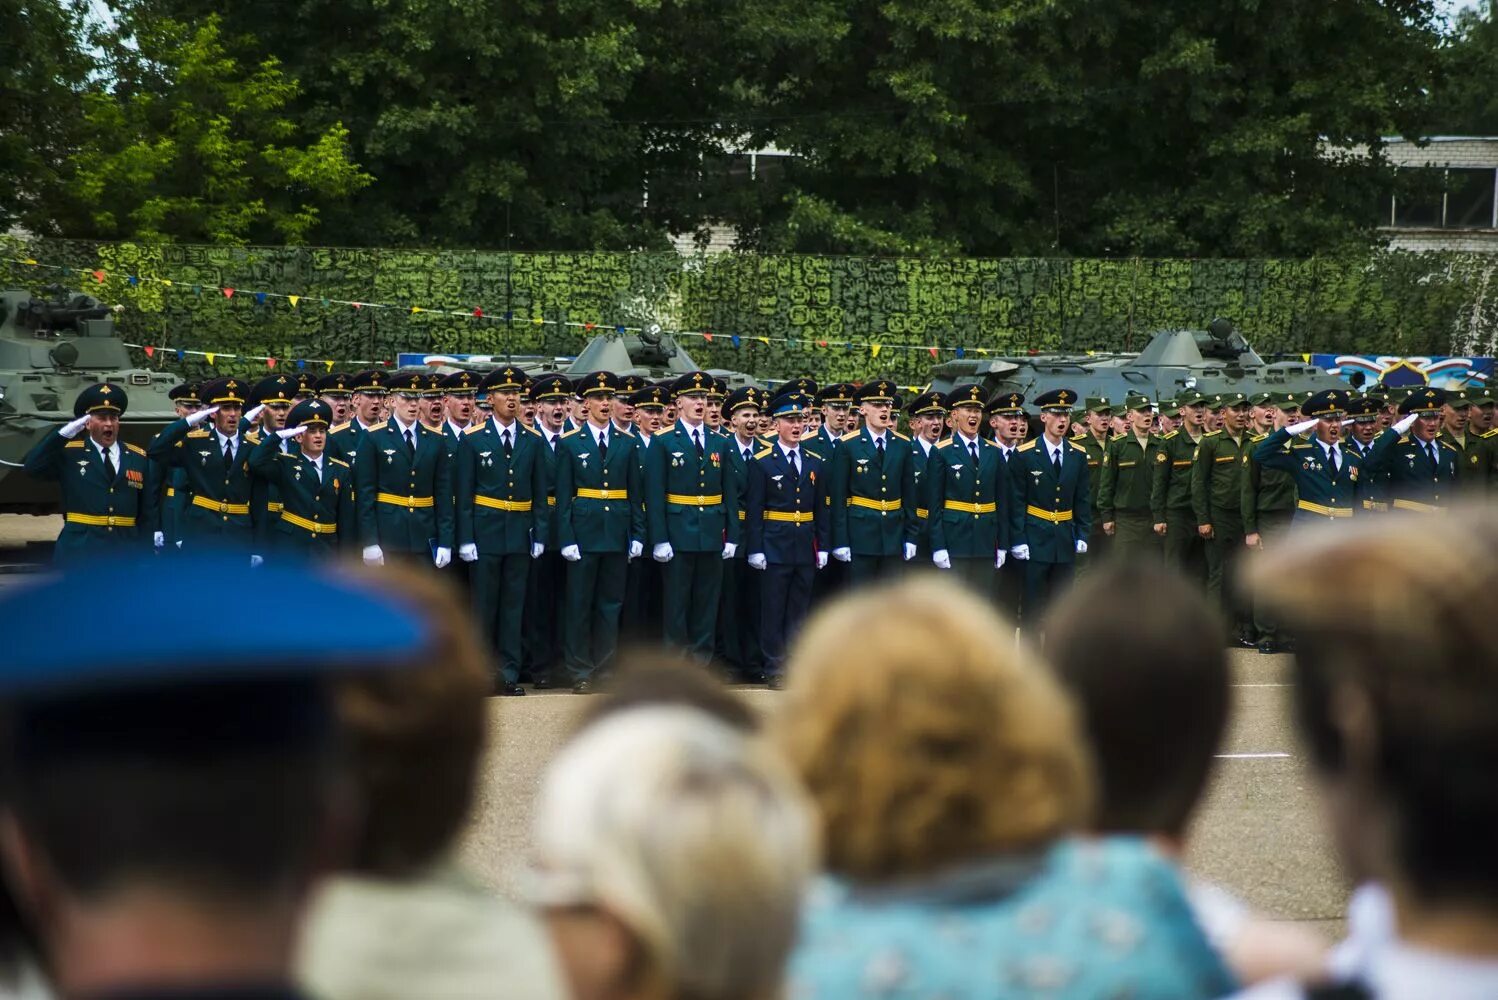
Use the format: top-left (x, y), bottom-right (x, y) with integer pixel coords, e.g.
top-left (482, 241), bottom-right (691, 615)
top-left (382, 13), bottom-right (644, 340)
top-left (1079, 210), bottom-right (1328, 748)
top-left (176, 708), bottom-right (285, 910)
top-left (856, 458), bottom-right (869, 475)
top-left (77, 460), bottom-right (90, 476)
top-left (198, 450), bottom-right (211, 465)
top-left (671, 451), bottom-right (683, 468)
top-left (479, 450), bottom-right (493, 468)
top-left (383, 449), bottom-right (396, 465)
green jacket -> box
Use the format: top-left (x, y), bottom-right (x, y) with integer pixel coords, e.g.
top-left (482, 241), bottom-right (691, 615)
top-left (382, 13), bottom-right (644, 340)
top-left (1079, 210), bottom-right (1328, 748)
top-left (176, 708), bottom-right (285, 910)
top-left (148, 418), bottom-right (256, 544)
top-left (1191, 430), bottom-right (1248, 525)
top-left (1241, 433), bottom-right (1298, 533)
top-left (1078, 433), bottom-right (1107, 505)
top-left (925, 434), bottom-right (1008, 558)
top-left (1005, 437), bottom-right (1091, 563)
top-left (24, 430), bottom-right (156, 561)
top-left (828, 428), bottom-right (919, 556)
top-left (1253, 429), bottom-right (1364, 523)
top-left (1151, 429), bottom-right (1203, 520)
top-left (554, 423), bottom-right (645, 553)
top-left (645, 421), bottom-right (741, 552)
top-left (327, 419), bottom-right (374, 465)
top-left (1440, 428), bottom-right (1493, 495)
top-left (352, 420), bottom-right (455, 553)
top-left (455, 418), bottom-right (549, 554)
top-left (1096, 434), bottom-right (1161, 520)
top-left (1364, 429), bottom-right (1461, 511)
top-left (724, 434), bottom-right (762, 560)
top-left (247, 434), bottom-right (353, 555)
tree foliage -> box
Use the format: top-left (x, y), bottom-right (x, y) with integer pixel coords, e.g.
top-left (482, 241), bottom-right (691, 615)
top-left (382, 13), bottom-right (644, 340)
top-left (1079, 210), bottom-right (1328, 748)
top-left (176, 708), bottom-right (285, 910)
top-left (1431, 2), bottom-right (1498, 135)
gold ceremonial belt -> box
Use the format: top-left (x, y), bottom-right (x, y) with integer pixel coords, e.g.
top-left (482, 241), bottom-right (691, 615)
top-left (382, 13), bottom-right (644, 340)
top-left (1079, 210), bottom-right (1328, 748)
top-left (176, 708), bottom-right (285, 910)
top-left (192, 496), bottom-right (250, 515)
top-left (1391, 498), bottom-right (1442, 513)
top-left (737, 510), bottom-right (746, 520)
top-left (281, 511), bottom-right (337, 534)
top-left (916, 507), bottom-right (929, 519)
top-left (1362, 499), bottom-right (1388, 512)
top-left (376, 493), bottom-right (435, 508)
top-left (475, 496), bottom-right (534, 512)
top-left (945, 500), bottom-right (997, 514)
top-left (66, 513), bottom-right (136, 527)
top-left (547, 496), bottom-right (556, 506)
top-left (1026, 505), bottom-right (1073, 523)
top-left (164, 487), bottom-right (176, 497)
top-left (267, 502), bottom-right (284, 514)
top-left (763, 510), bottom-right (814, 523)
top-left (576, 488), bottom-right (629, 500)
top-left (1297, 500), bottom-right (1353, 518)
top-left (847, 497), bottom-right (902, 512)
top-left (666, 493), bottom-right (723, 506)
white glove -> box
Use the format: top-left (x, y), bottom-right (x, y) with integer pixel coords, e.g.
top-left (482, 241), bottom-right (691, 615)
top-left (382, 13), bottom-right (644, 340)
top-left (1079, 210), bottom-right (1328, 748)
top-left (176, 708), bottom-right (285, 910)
top-left (530, 542), bottom-right (545, 559)
top-left (1286, 417), bottom-right (1318, 436)
top-left (628, 540), bottom-right (643, 560)
top-left (60, 414), bottom-right (91, 438)
top-left (1341, 417), bottom-right (1355, 427)
top-left (362, 544), bottom-right (384, 566)
top-left (1011, 544), bottom-right (1030, 560)
top-left (1393, 412), bottom-right (1419, 435)
top-left (175, 539), bottom-right (183, 549)
top-left (277, 425), bottom-right (307, 440)
top-left (653, 542), bottom-right (674, 563)
top-left (250, 554), bottom-right (264, 568)
top-left (242, 404), bottom-right (265, 424)
top-left (722, 542), bottom-right (737, 560)
top-left (932, 549), bottom-right (952, 570)
top-left (832, 546), bottom-right (852, 562)
top-left (562, 544), bottom-right (582, 562)
top-left (153, 531), bottom-right (164, 549)
top-left (434, 546), bottom-right (451, 569)
top-left (748, 552), bottom-right (768, 570)
top-left (994, 550), bottom-right (1006, 569)
top-left (186, 405), bottom-right (219, 427)
top-left (1075, 539), bottom-right (1088, 555)
top-left (458, 543), bottom-right (478, 562)
top-left (816, 551), bottom-right (828, 570)
top-left (903, 542), bottom-right (916, 561)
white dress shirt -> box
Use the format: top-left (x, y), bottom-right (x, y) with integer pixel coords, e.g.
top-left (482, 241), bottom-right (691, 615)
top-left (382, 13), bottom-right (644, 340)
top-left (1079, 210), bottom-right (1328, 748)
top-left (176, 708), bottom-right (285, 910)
top-left (93, 438), bottom-right (121, 475)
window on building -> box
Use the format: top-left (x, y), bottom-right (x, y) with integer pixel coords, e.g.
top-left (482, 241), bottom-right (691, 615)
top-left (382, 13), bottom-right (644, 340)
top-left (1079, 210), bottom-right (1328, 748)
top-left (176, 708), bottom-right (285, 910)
top-left (1383, 166), bottom-right (1498, 230)
top-left (1446, 168), bottom-right (1495, 229)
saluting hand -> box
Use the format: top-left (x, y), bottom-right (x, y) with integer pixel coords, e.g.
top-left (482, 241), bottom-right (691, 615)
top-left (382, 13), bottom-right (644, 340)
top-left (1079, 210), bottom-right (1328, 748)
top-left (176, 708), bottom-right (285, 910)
top-left (1393, 412), bottom-right (1419, 436)
top-left (1286, 417), bottom-right (1318, 436)
top-left (60, 413), bottom-right (92, 439)
top-left (277, 425), bottom-right (307, 440)
top-left (186, 405), bottom-right (219, 428)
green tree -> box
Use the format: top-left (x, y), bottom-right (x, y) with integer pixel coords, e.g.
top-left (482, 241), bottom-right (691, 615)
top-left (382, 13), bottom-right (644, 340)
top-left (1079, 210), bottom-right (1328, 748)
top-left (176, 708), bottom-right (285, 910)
top-left (1431, 2), bottom-right (1498, 134)
top-left (48, 13), bottom-right (371, 243)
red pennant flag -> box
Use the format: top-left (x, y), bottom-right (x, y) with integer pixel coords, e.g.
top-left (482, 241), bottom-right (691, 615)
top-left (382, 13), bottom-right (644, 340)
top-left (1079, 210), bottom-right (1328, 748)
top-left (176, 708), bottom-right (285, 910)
top-left (267, 358), bottom-right (277, 369)
top-left (703, 331), bottom-right (714, 343)
top-left (928, 347), bottom-right (938, 358)
top-left (817, 339), bottom-right (828, 348)
top-left (352, 302), bottom-right (362, 310)
top-left (92, 269), bottom-right (105, 283)
top-left (222, 288), bottom-right (235, 299)
top-left (473, 307), bottom-right (484, 318)
top-left (143, 345), bottom-right (154, 358)
top-left (584, 322), bottom-right (595, 331)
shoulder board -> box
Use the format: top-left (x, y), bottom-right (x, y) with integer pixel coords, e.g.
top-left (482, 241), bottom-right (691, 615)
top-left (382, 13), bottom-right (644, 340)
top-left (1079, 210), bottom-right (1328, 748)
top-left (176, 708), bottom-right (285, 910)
top-left (935, 438), bottom-right (953, 449)
top-left (1483, 428), bottom-right (1498, 440)
top-left (1203, 430), bottom-right (1220, 437)
top-left (64, 439), bottom-right (86, 449)
top-left (1439, 441), bottom-right (1459, 452)
top-left (1291, 442), bottom-right (1313, 450)
top-left (328, 457), bottom-right (350, 469)
top-left (616, 428), bottom-right (636, 438)
top-left (367, 421), bottom-right (388, 431)
top-left (244, 431), bottom-right (262, 444)
top-left (1249, 433), bottom-right (1267, 442)
top-left (840, 431), bottom-right (861, 442)
top-left (275, 450), bottom-right (297, 460)
top-left (1067, 440), bottom-right (1088, 453)
top-left (804, 448), bottom-right (825, 461)
top-left (560, 428), bottom-right (582, 440)
top-left (1163, 431), bottom-right (1177, 440)
top-left (891, 431), bottom-right (910, 441)
top-left (754, 448), bottom-right (774, 459)
top-left (330, 422), bottom-right (351, 434)
top-left (1398, 434), bottom-right (1411, 445)
top-left (1016, 440), bottom-right (1037, 452)
top-left (186, 428), bottom-right (210, 438)
top-left (124, 443), bottom-right (146, 457)
top-left (464, 423), bottom-right (486, 435)
top-left (524, 425), bottom-right (545, 438)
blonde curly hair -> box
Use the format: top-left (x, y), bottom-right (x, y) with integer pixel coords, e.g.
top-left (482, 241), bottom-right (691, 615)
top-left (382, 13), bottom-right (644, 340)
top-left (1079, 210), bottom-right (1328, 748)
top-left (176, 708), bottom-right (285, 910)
top-left (771, 574), bottom-right (1093, 882)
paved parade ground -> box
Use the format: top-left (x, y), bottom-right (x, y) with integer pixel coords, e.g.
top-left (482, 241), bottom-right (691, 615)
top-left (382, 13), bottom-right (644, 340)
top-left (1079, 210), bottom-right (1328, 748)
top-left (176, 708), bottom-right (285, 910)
top-left (0, 514), bottom-right (1347, 940)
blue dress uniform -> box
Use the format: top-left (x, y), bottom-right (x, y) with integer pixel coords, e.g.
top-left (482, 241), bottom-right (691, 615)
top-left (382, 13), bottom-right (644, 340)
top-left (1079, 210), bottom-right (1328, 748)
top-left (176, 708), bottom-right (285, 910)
top-left (645, 371), bottom-right (742, 661)
top-left (719, 387), bottom-right (768, 680)
top-left (352, 371), bottom-right (455, 558)
top-left (828, 380), bottom-right (918, 584)
top-left (746, 393), bottom-right (829, 683)
top-left (457, 368), bottom-right (549, 695)
top-left (24, 384), bottom-right (156, 563)
top-left (1363, 386), bottom-right (1461, 514)
top-left (1342, 396), bottom-right (1388, 511)
top-left (246, 399), bottom-right (353, 557)
top-left (243, 374), bottom-right (298, 557)
top-left (522, 375), bottom-right (573, 686)
top-left (327, 369), bottom-right (388, 465)
top-left (1006, 389), bottom-right (1092, 618)
top-left (987, 391), bottom-right (1028, 624)
top-left (1252, 390), bottom-right (1365, 525)
top-left (928, 385), bottom-right (1009, 597)
top-left (556, 372), bottom-right (647, 691)
top-left (148, 377), bottom-right (256, 548)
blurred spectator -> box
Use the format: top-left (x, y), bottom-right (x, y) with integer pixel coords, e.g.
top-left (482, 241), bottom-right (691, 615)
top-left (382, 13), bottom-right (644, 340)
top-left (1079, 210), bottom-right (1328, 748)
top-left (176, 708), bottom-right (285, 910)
top-left (1046, 562), bottom-right (1328, 985)
top-left (297, 566), bottom-right (567, 1000)
top-left (1235, 508), bottom-right (1498, 999)
top-left (0, 553), bottom-right (432, 1000)
top-left (773, 575), bottom-right (1234, 999)
top-left (577, 649), bottom-right (758, 734)
top-left (526, 706), bottom-right (814, 1000)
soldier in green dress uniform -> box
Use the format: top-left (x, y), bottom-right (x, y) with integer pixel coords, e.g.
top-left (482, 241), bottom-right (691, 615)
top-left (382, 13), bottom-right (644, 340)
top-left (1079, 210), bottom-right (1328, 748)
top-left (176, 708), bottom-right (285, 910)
top-left (828, 379), bottom-right (918, 585)
top-left (1252, 389), bottom-right (1365, 526)
top-left (247, 398), bottom-right (353, 559)
top-left (1192, 392), bottom-right (1254, 646)
top-left (1437, 388), bottom-right (1482, 494)
top-left (1152, 388), bottom-right (1209, 585)
top-left (154, 381), bottom-right (200, 552)
top-left (316, 370), bottom-right (354, 426)
top-left (1096, 392), bottom-right (1163, 559)
top-left (352, 370), bottom-right (454, 568)
top-left (555, 371), bottom-right (646, 693)
top-left (1341, 395), bottom-right (1387, 511)
top-left (1363, 386), bottom-right (1461, 515)
top-left (1005, 388), bottom-right (1091, 620)
top-left (719, 385), bottom-right (767, 682)
top-left (456, 366), bottom-right (548, 695)
top-left (620, 383), bottom-right (667, 649)
top-left (523, 374), bottom-right (573, 687)
top-left (242, 374), bottom-right (298, 561)
top-left (904, 390), bottom-right (946, 557)
top-left (24, 383), bottom-right (156, 563)
top-left (987, 390), bottom-right (1028, 624)
top-left (926, 384), bottom-right (1008, 596)
top-left (148, 377), bottom-right (256, 550)
top-left (1077, 397), bottom-right (1112, 571)
top-left (1242, 394), bottom-right (1301, 653)
top-left (328, 369), bottom-right (388, 465)
top-left (644, 371), bottom-right (741, 662)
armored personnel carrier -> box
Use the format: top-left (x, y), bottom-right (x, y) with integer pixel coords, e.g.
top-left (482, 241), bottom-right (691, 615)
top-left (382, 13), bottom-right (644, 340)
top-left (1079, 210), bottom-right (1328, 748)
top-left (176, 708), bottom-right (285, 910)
top-left (0, 287), bottom-right (182, 513)
top-left (926, 319), bottom-right (1346, 406)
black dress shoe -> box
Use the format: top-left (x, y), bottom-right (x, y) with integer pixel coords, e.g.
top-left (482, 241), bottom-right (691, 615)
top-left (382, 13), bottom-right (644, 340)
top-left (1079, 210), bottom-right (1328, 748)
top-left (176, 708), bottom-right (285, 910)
top-left (739, 670), bottom-right (766, 686)
top-left (532, 677), bottom-right (554, 690)
top-left (767, 675), bottom-right (787, 691)
top-left (572, 680), bottom-right (593, 695)
top-left (1256, 641), bottom-right (1279, 656)
top-left (502, 682), bottom-right (526, 696)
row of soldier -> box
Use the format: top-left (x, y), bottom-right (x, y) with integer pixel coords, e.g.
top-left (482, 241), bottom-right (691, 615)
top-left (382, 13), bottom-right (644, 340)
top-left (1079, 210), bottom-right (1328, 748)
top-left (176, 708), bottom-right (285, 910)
top-left (25, 364), bottom-right (1497, 687)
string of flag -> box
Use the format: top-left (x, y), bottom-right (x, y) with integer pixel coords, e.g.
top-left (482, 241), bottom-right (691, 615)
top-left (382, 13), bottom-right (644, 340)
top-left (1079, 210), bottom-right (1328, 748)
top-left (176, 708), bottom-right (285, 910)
top-left (2, 255), bottom-right (1033, 362)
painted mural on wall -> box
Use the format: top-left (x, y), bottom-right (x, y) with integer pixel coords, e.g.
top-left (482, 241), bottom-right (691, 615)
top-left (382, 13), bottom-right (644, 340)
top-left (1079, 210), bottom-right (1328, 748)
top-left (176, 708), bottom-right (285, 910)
top-left (1312, 354), bottom-right (1494, 391)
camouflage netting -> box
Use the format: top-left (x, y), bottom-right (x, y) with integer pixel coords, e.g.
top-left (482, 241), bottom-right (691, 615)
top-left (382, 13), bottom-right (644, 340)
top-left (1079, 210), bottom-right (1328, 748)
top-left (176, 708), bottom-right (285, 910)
top-left (4, 238), bottom-right (1498, 383)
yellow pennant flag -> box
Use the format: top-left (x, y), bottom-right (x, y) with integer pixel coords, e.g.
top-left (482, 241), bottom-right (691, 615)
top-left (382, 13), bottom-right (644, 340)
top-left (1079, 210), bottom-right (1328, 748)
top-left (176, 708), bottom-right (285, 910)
top-left (205, 353), bottom-right (215, 365)
top-left (870, 344), bottom-right (882, 358)
top-left (977, 348), bottom-right (988, 356)
top-left (532, 316), bottom-right (544, 326)
top-left (757, 337), bottom-right (769, 346)
top-left (22, 258), bottom-right (36, 265)
top-left (162, 279), bottom-right (172, 287)
top-left (411, 306), bottom-right (422, 314)
top-left (324, 360), bottom-right (334, 372)
top-left (288, 295), bottom-right (300, 308)
top-left (1301, 354), bottom-right (1311, 363)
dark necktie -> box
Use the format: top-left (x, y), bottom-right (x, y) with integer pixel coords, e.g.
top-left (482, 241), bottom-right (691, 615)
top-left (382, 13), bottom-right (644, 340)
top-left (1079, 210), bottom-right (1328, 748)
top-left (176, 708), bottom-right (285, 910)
top-left (1328, 446), bottom-right (1340, 474)
top-left (969, 441), bottom-right (979, 463)
top-left (102, 447), bottom-right (116, 481)
top-left (598, 432), bottom-right (608, 460)
top-left (1052, 448), bottom-right (1062, 476)
top-left (742, 447), bottom-right (752, 463)
top-left (693, 428), bottom-right (703, 457)
top-left (404, 428), bottom-right (416, 459)
top-left (223, 440), bottom-right (234, 467)
top-left (875, 437), bottom-right (885, 463)
top-left (1427, 442), bottom-right (1438, 467)
top-left (789, 449), bottom-right (799, 477)
top-left (548, 434), bottom-right (558, 452)
top-left (502, 429), bottom-right (513, 458)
